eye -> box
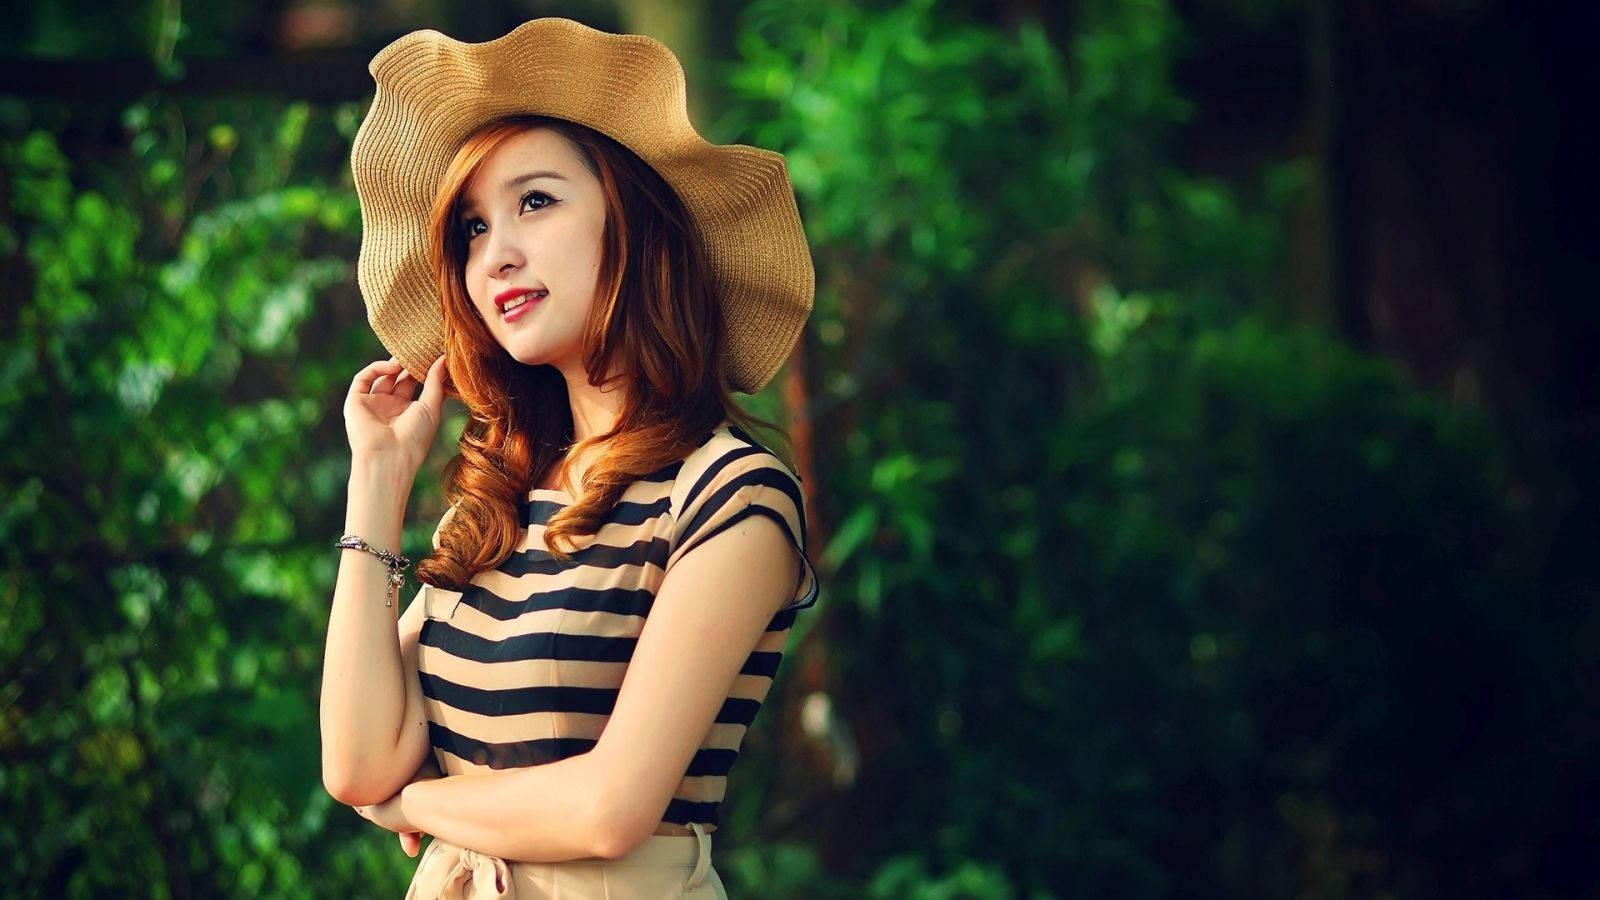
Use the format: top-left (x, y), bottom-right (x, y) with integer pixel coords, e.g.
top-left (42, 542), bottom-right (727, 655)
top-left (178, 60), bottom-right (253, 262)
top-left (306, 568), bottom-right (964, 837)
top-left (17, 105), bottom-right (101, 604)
top-left (519, 189), bottom-right (554, 213)
top-left (461, 190), bottom-right (557, 241)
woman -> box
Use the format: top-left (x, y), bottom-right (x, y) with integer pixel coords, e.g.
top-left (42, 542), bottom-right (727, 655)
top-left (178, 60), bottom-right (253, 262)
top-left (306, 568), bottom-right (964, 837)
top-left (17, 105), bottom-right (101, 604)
top-left (319, 18), bottom-right (819, 898)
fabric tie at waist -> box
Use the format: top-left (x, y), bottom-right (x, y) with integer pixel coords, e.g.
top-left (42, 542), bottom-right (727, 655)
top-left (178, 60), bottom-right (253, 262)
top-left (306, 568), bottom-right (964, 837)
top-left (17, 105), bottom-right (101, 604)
top-left (405, 825), bottom-right (716, 898)
top-left (686, 822), bottom-right (712, 890)
top-left (405, 839), bottom-right (514, 900)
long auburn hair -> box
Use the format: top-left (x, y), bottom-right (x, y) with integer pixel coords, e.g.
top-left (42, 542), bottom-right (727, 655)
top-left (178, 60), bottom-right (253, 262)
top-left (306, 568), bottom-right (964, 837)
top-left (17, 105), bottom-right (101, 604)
top-left (414, 114), bottom-right (789, 590)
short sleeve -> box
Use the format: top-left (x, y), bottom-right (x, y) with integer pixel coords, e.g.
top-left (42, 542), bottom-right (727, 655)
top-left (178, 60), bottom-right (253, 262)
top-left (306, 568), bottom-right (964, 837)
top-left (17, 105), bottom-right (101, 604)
top-left (420, 504), bottom-right (465, 620)
top-left (430, 504), bottom-right (458, 552)
top-left (669, 450), bottom-right (819, 616)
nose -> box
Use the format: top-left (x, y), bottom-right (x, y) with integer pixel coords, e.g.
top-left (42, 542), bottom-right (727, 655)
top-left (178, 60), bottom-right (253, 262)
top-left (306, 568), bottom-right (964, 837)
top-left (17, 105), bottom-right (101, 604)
top-left (479, 220), bottom-right (525, 280)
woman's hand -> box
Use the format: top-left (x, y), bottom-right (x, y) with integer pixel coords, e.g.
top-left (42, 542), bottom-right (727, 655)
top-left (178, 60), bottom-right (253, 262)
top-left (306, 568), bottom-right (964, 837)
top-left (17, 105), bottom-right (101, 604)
top-left (351, 793), bottom-right (420, 850)
top-left (353, 754), bottom-right (445, 858)
top-left (343, 354), bottom-right (449, 476)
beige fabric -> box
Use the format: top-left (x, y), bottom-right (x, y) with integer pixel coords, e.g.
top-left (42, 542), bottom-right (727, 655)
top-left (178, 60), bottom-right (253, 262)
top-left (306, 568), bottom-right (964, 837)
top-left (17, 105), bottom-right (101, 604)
top-left (350, 17), bottom-right (815, 394)
top-left (405, 824), bottom-right (728, 899)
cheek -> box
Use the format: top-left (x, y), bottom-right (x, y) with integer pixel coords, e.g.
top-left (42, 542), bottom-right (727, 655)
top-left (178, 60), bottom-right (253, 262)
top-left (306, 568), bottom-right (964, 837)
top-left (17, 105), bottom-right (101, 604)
top-left (559, 223), bottom-right (601, 265)
top-left (463, 281), bottom-right (489, 319)
top-left (571, 221), bottom-right (606, 283)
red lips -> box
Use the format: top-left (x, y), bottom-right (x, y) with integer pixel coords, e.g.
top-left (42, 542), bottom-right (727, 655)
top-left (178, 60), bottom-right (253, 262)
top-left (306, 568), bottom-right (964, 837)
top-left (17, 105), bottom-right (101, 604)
top-left (494, 287), bottom-right (546, 309)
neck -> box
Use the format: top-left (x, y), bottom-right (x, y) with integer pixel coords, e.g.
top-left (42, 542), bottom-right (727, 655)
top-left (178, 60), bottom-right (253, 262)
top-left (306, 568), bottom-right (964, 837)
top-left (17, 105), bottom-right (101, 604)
top-left (555, 360), bottom-right (629, 445)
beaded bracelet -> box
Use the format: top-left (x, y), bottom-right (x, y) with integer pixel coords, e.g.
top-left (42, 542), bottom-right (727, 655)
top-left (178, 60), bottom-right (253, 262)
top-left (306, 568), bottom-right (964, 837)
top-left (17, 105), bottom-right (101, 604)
top-left (334, 533), bottom-right (410, 607)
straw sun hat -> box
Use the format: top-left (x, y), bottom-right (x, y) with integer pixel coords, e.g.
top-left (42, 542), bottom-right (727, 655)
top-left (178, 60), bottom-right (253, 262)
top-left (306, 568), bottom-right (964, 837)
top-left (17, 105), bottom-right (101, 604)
top-left (349, 17), bottom-right (814, 394)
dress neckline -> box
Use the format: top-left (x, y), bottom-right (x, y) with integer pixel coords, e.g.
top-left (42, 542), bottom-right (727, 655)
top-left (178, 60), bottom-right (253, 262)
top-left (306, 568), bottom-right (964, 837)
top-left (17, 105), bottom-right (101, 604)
top-left (526, 419), bottom-right (734, 501)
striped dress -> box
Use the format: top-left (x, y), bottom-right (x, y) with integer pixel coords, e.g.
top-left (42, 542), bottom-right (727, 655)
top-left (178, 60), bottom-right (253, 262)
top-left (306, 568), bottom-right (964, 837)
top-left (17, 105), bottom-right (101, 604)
top-left (413, 420), bottom-right (820, 833)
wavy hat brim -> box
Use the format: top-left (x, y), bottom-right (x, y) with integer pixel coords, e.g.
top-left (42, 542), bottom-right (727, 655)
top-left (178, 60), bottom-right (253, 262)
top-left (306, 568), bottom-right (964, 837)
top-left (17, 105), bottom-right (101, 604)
top-left (350, 17), bottom-right (814, 394)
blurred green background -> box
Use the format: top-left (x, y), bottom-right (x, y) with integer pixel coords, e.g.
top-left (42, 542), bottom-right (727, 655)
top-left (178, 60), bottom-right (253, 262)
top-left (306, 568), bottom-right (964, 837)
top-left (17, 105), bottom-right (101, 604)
top-left (2, 0), bottom-right (1595, 897)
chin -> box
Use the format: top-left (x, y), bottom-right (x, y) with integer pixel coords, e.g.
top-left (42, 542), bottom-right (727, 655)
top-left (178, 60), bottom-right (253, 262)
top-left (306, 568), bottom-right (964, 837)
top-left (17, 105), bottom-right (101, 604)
top-left (506, 333), bottom-right (582, 369)
top-left (502, 348), bottom-right (550, 367)
top-left (500, 342), bottom-right (564, 370)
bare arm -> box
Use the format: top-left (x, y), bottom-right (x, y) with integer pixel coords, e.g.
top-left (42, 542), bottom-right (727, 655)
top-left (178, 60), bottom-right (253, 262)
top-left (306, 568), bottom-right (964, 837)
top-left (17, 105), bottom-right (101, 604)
top-left (320, 355), bottom-right (447, 805)
top-left (360, 604), bottom-right (448, 860)
top-left (319, 463), bottom-right (432, 804)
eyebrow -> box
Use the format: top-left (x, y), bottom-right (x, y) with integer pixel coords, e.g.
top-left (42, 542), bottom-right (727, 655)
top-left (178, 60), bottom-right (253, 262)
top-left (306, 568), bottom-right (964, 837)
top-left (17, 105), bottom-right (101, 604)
top-left (458, 171), bottom-right (568, 218)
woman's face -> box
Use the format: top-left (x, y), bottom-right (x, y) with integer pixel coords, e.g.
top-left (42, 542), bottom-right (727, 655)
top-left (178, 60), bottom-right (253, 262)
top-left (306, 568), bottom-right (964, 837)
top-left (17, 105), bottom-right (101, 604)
top-left (457, 127), bottom-right (606, 374)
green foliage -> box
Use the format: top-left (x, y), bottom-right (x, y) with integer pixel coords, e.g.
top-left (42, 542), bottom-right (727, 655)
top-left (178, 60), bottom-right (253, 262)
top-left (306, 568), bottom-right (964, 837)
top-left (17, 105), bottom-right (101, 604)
top-left (710, 0), bottom-right (1587, 897)
top-left (867, 853), bottom-right (1020, 900)
top-left (0, 94), bottom-right (442, 897)
top-left (2, 0), bottom-right (1588, 897)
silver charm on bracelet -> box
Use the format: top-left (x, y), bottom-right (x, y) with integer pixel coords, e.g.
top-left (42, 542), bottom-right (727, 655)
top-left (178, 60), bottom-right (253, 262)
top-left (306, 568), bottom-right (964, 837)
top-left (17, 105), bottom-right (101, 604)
top-left (334, 534), bottom-right (410, 606)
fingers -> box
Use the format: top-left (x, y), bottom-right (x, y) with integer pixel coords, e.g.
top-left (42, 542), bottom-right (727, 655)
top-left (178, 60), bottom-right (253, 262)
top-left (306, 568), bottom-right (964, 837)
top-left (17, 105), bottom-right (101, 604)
top-left (392, 370), bottom-right (419, 399)
top-left (351, 354), bottom-right (444, 404)
top-left (417, 354), bottom-right (448, 421)
top-left (372, 355), bottom-right (403, 395)
top-left (350, 357), bottom-right (405, 397)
